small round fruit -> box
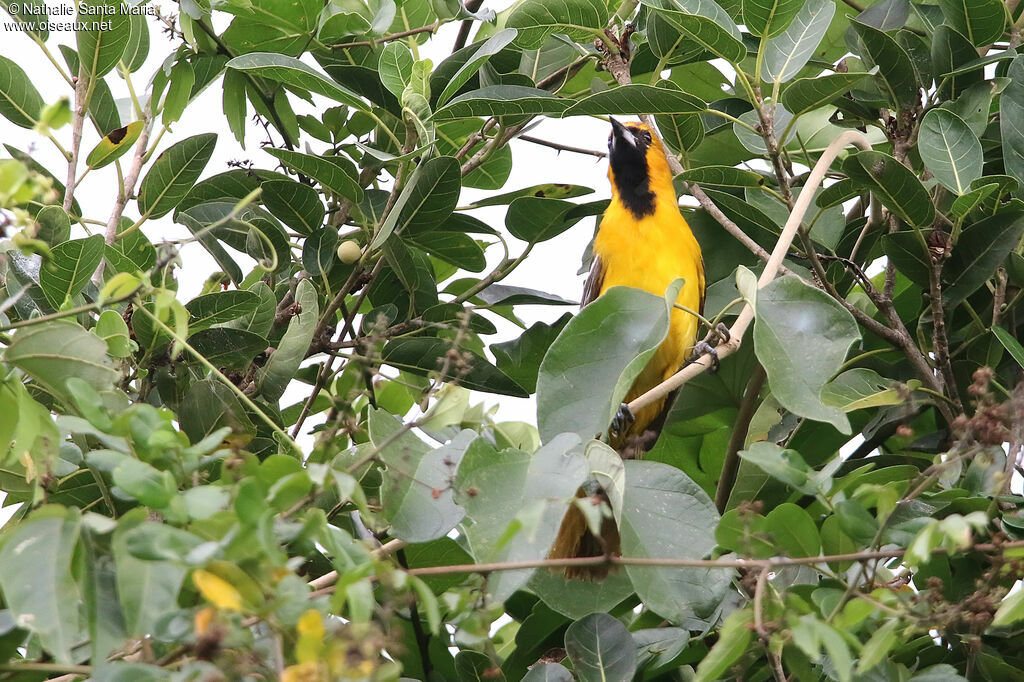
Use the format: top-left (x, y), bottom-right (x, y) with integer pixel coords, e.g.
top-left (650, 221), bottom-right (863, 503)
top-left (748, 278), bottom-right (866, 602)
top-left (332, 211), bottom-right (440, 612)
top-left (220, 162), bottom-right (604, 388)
top-left (336, 240), bottom-right (361, 264)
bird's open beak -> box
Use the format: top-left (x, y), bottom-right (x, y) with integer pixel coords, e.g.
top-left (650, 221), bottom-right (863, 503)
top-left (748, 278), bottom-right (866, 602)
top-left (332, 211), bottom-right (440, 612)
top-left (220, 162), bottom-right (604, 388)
top-left (609, 117), bottom-right (638, 151)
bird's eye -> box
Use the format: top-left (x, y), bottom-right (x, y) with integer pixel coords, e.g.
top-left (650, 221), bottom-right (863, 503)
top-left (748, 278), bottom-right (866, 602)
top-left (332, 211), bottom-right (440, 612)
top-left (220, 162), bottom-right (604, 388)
top-left (640, 130), bottom-right (652, 144)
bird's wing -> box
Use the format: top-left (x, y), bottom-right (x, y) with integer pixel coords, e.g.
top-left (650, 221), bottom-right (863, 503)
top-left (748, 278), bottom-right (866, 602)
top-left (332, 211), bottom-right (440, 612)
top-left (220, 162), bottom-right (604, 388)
top-left (581, 254), bottom-right (605, 309)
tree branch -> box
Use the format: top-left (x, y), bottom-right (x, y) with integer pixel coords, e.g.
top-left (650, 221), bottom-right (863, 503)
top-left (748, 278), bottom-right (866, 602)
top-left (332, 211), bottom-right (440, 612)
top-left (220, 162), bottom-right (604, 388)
top-left (63, 65), bottom-right (89, 213)
top-left (452, 0), bottom-right (484, 52)
top-left (331, 22), bottom-right (440, 49)
top-left (715, 365), bottom-right (766, 513)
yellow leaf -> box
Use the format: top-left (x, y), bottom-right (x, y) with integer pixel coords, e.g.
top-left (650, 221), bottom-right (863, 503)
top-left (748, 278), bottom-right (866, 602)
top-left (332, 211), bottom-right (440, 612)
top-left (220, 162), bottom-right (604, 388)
top-left (192, 569), bottom-right (243, 611)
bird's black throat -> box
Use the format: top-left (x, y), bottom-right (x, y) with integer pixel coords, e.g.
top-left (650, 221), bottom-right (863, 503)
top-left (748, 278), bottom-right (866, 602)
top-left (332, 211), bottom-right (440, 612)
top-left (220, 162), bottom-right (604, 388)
top-left (610, 143), bottom-right (656, 219)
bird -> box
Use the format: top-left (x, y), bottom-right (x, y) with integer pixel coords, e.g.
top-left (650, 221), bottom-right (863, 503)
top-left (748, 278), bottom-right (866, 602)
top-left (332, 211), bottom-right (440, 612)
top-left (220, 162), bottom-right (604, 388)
top-left (547, 118), bottom-right (706, 580)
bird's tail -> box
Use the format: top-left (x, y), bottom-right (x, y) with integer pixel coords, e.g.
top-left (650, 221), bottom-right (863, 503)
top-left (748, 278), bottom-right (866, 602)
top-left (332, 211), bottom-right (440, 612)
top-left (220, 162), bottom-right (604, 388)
top-left (547, 487), bottom-right (621, 581)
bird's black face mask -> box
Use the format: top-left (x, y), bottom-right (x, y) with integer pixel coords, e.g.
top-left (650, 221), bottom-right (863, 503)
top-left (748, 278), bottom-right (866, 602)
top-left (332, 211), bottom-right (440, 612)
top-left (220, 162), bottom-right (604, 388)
top-left (608, 118), bottom-right (656, 218)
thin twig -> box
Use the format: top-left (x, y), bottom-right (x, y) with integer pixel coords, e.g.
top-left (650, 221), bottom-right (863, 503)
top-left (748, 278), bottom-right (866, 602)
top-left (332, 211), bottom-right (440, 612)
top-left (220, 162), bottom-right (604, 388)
top-left (331, 22), bottom-right (439, 49)
top-left (518, 134), bottom-right (607, 158)
top-left (63, 66), bottom-right (89, 213)
top-left (715, 365), bottom-right (766, 513)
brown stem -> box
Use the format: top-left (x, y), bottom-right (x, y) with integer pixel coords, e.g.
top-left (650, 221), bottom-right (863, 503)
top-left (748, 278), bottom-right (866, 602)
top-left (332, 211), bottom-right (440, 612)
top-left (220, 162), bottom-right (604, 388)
top-left (332, 22), bottom-right (439, 49)
top-left (452, 0), bottom-right (484, 52)
top-left (104, 112), bottom-right (153, 245)
top-left (928, 259), bottom-right (963, 412)
top-left (715, 365), bottom-right (766, 513)
top-left (64, 66), bottom-right (88, 213)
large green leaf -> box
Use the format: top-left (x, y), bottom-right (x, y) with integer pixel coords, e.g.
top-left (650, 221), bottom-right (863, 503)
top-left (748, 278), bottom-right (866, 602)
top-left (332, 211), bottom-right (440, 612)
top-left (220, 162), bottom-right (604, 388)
top-left (1001, 56), bottom-right (1024, 194)
top-left (264, 148), bottom-right (363, 203)
top-left (260, 179), bottom-right (325, 235)
top-left (371, 410), bottom-right (476, 542)
top-left (76, 0), bottom-right (130, 76)
top-left (39, 234), bottom-right (105, 309)
top-left (492, 314), bottom-right (572, 394)
top-left (943, 211), bottom-right (1024, 305)
top-left (620, 460), bottom-right (727, 624)
top-left (112, 515), bottom-right (187, 637)
top-left (852, 20), bottom-right (920, 108)
top-left (536, 281), bottom-right (682, 443)
top-left (370, 156), bottom-right (462, 249)
top-left (227, 52), bottom-right (368, 110)
top-left (843, 150), bottom-right (935, 228)
top-left (918, 108), bottom-right (982, 194)
top-left (562, 84), bottom-right (705, 117)
top-left (137, 134), bottom-right (217, 219)
top-left (438, 29), bottom-right (518, 105)
top-left (753, 275), bottom-right (860, 433)
top-left (455, 434), bottom-right (588, 601)
top-left (381, 337), bottom-right (529, 397)
top-left (641, 0), bottom-right (746, 63)
top-left (257, 278), bottom-right (318, 402)
top-left (564, 613), bottom-right (638, 682)
top-left (762, 0), bottom-right (836, 83)
top-left (742, 0), bottom-right (801, 37)
top-left (507, 0), bottom-right (608, 49)
top-left (302, 227), bottom-right (338, 276)
top-left (935, 0), bottom-right (1006, 47)
top-left (85, 121), bottom-right (145, 170)
top-left (781, 72), bottom-right (871, 118)
top-left (432, 85), bottom-right (571, 120)
top-left (5, 320), bottom-right (119, 399)
top-left (0, 55), bottom-right (43, 129)
top-left (0, 507), bottom-right (82, 662)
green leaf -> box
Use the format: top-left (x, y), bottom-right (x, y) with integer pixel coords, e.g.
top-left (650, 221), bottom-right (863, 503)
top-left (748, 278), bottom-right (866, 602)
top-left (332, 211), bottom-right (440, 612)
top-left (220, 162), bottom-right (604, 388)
top-left (743, 0), bottom-right (801, 38)
top-left (85, 121), bottom-right (145, 170)
top-left (455, 434), bottom-right (588, 600)
top-left (753, 275), bottom-right (860, 433)
top-left (505, 197), bottom-right (579, 243)
top-left (0, 55), bottom-right (44, 128)
top-left (94, 309), bottom-right (133, 358)
top-left (492, 313), bottom-right (571, 394)
top-left (0, 507), bottom-right (82, 662)
top-left (762, 0), bottom-right (836, 83)
top-left (764, 503), bottom-right (821, 556)
top-left (395, 156), bottom-right (462, 235)
top-left (35, 205), bottom-right (71, 245)
top-left (187, 328), bottom-right (267, 370)
top-left (822, 368), bottom-right (913, 411)
top-left (678, 165), bottom-right (765, 188)
top-left (378, 42), bottom-right (414, 98)
top-left (257, 278), bottom-right (319, 402)
top-left (112, 458), bottom-right (176, 508)
top-left (227, 52), bottom-right (367, 110)
top-left (186, 290), bottom-right (261, 333)
top-left (993, 588), bottom-right (1024, 626)
top-left (843, 150), bottom-right (935, 228)
top-left (620, 460), bottom-right (727, 624)
top-left (439, 29), bottom-right (518, 105)
top-left (381, 337), bottom-right (529, 397)
top-left (564, 613), bottom-right (637, 682)
top-left (507, 0), bottom-right (608, 49)
top-left (781, 72), bottom-right (871, 118)
top-left (5, 320), bottom-right (119, 398)
top-left (371, 410), bottom-right (477, 542)
top-left (536, 281), bottom-right (682, 443)
top-left (918, 108), bottom-right (982, 194)
top-left (112, 515), bottom-right (187, 637)
top-left (944, 211), bottom-right (1024, 305)
top-left (76, 0), bottom-right (130, 76)
top-left (641, 0), bottom-right (746, 63)
top-left (161, 59), bottom-right (194, 126)
top-left (301, 227), bottom-right (336, 276)
top-left (260, 179), bottom-right (325, 235)
top-left (882, 231), bottom-right (931, 287)
top-left (655, 80), bottom-right (705, 153)
top-left (992, 326), bottom-right (1024, 368)
top-left (936, 0), bottom-right (1006, 47)
top-left (693, 610), bottom-right (754, 682)
top-left (39, 234), bottom-right (104, 309)
top-left (561, 84), bottom-right (705, 117)
top-left (738, 442), bottom-right (817, 493)
top-left (264, 148), bottom-right (363, 203)
top-left (407, 231), bottom-right (486, 272)
top-left (138, 133), bottom-right (217, 219)
top-left (1001, 57), bottom-right (1024, 194)
top-left (852, 20), bottom-right (920, 108)
top-left (432, 85), bottom-right (571, 120)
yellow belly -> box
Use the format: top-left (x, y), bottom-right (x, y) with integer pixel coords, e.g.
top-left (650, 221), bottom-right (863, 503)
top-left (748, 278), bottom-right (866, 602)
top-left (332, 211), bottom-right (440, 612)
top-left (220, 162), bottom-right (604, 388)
top-left (594, 201), bottom-right (704, 442)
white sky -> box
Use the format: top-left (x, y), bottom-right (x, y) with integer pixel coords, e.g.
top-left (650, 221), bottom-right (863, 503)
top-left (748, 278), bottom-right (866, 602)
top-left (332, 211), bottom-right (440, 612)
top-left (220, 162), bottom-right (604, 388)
top-left (0, 4), bottom-right (620, 430)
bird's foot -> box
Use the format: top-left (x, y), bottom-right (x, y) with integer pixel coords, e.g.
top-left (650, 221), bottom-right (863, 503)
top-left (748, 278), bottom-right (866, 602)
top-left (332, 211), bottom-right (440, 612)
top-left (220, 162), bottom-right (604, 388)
top-left (611, 402), bottom-right (635, 436)
top-left (689, 340), bottom-right (720, 372)
top-left (712, 322), bottom-right (731, 344)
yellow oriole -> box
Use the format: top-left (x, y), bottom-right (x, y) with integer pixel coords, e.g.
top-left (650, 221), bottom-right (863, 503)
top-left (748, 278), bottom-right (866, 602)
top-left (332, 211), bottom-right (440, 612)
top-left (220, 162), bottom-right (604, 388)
top-left (548, 118), bottom-right (706, 579)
